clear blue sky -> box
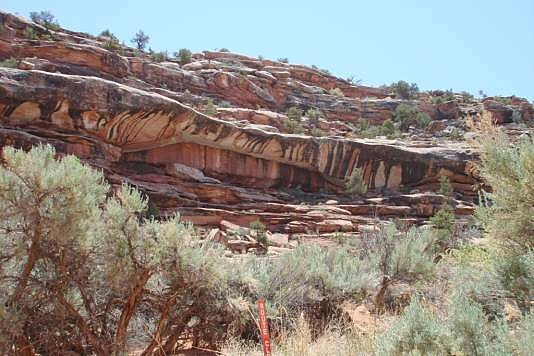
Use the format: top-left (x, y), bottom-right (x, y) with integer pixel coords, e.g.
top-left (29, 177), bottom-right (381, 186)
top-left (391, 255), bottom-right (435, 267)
top-left (3, 1), bottom-right (534, 100)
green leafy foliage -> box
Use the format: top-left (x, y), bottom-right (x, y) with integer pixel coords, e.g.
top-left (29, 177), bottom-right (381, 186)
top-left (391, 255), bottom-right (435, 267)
top-left (476, 132), bottom-right (534, 252)
top-left (430, 204), bottom-right (455, 233)
top-left (286, 106), bottom-right (303, 122)
top-left (249, 219), bottom-right (267, 245)
top-left (23, 27), bottom-right (37, 40)
top-left (203, 98), bottom-right (218, 116)
top-left (389, 80), bottom-right (419, 99)
top-left (0, 57), bottom-right (17, 68)
top-left (0, 145), bottom-right (245, 354)
top-left (150, 50), bottom-right (168, 62)
top-left (345, 167), bottom-right (368, 195)
top-left (328, 87), bottom-right (344, 97)
top-left (176, 48), bottom-right (192, 65)
top-left (376, 298), bottom-right (451, 355)
top-left (394, 103), bottom-right (432, 130)
top-left (305, 108), bottom-right (323, 126)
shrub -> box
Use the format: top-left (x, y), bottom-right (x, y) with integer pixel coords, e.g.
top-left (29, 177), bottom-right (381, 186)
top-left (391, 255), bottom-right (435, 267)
top-left (305, 108), bottom-right (323, 126)
top-left (376, 298), bottom-right (450, 355)
top-left (475, 131), bottom-right (534, 252)
top-left (311, 127), bottom-right (326, 137)
top-left (430, 204), bottom-right (455, 232)
top-left (432, 90), bottom-right (455, 104)
top-left (0, 57), bottom-right (17, 68)
top-left (345, 167), bottom-right (367, 195)
top-left (512, 110), bottom-right (523, 124)
top-left (380, 119), bottom-right (396, 136)
top-left (394, 103), bottom-right (431, 130)
top-left (495, 252), bottom-right (534, 305)
top-left (278, 57), bottom-right (289, 63)
top-left (439, 175), bottom-right (453, 196)
top-left (0, 145), bottom-right (246, 354)
top-left (23, 27), bottom-right (37, 40)
top-left (150, 50), bottom-right (168, 62)
top-left (203, 98), bottom-right (217, 116)
top-left (99, 29), bottom-right (121, 51)
top-left (219, 48), bottom-right (230, 52)
top-left (131, 29), bottom-right (149, 50)
top-left (29, 10), bottom-right (60, 30)
top-left (246, 245), bottom-right (376, 316)
top-left (461, 91), bottom-right (475, 103)
top-left (176, 48), bottom-right (192, 65)
top-left (249, 219), bottom-right (267, 245)
top-left (287, 106), bottom-right (303, 122)
top-left (283, 117), bottom-right (305, 134)
top-left (447, 293), bottom-right (490, 355)
top-left (516, 311), bottom-right (534, 355)
top-left (328, 87), bottom-right (344, 97)
top-left (389, 80), bottom-right (419, 99)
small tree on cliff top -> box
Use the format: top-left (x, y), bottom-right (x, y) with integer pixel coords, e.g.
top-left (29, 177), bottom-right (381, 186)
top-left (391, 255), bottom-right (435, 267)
top-left (131, 29), bottom-right (149, 51)
top-left (30, 10), bottom-right (60, 30)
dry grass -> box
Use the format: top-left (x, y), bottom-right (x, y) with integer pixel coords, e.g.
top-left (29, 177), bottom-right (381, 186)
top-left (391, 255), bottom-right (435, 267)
top-left (220, 315), bottom-right (375, 356)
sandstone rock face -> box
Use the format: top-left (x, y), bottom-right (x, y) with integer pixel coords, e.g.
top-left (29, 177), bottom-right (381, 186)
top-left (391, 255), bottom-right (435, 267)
top-left (0, 69), bottom-right (476, 194)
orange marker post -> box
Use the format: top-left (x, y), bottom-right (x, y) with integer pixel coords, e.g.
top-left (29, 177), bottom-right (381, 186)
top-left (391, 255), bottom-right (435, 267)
top-left (257, 298), bottom-right (272, 356)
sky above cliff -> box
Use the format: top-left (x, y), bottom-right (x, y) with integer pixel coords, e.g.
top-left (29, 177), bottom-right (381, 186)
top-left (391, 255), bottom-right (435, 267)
top-left (3, 0), bottom-right (533, 100)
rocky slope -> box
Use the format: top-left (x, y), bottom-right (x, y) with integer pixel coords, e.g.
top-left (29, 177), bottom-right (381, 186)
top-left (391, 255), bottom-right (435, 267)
top-left (0, 10), bottom-right (530, 251)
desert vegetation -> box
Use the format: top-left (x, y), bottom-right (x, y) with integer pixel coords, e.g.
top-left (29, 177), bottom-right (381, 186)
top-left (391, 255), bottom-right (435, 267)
top-left (1, 117), bottom-right (531, 354)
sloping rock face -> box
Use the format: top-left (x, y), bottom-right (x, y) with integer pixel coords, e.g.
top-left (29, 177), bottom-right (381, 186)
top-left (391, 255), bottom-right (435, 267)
top-left (0, 69), bottom-right (475, 194)
top-left (0, 10), bottom-right (495, 242)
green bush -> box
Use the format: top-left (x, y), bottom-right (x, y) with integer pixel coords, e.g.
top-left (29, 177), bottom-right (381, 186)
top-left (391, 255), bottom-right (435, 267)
top-left (203, 98), bottom-right (218, 116)
top-left (0, 145), bottom-right (246, 354)
top-left (345, 167), bottom-right (368, 195)
top-left (249, 219), bottom-right (267, 245)
top-left (439, 175), bottom-right (453, 196)
top-left (278, 57), bottom-right (289, 63)
top-left (99, 29), bottom-right (121, 51)
top-left (287, 106), bottom-right (303, 122)
top-left (389, 80), bottom-right (419, 99)
top-left (328, 87), bottom-right (344, 97)
top-left (376, 298), bottom-right (451, 355)
top-left (283, 117), bottom-right (305, 134)
top-left (476, 132), bottom-right (534, 251)
top-left (447, 293), bottom-right (490, 355)
top-left (305, 108), bottom-right (323, 126)
top-left (432, 90), bottom-right (455, 104)
top-left (150, 50), bottom-right (168, 62)
top-left (23, 27), bottom-right (37, 40)
top-left (311, 127), bottom-right (326, 137)
top-left (430, 204), bottom-right (455, 232)
top-left (0, 57), bottom-right (17, 68)
top-left (245, 245), bottom-right (376, 315)
top-left (495, 252), bottom-right (534, 304)
top-left (380, 119), bottom-right (396, 136)
top-left (516, 311), bottom-right (534, 355)
top-left (176, 48), bottom-right (192, 65)
top-left (394, 104), bottom-right (431, 130)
